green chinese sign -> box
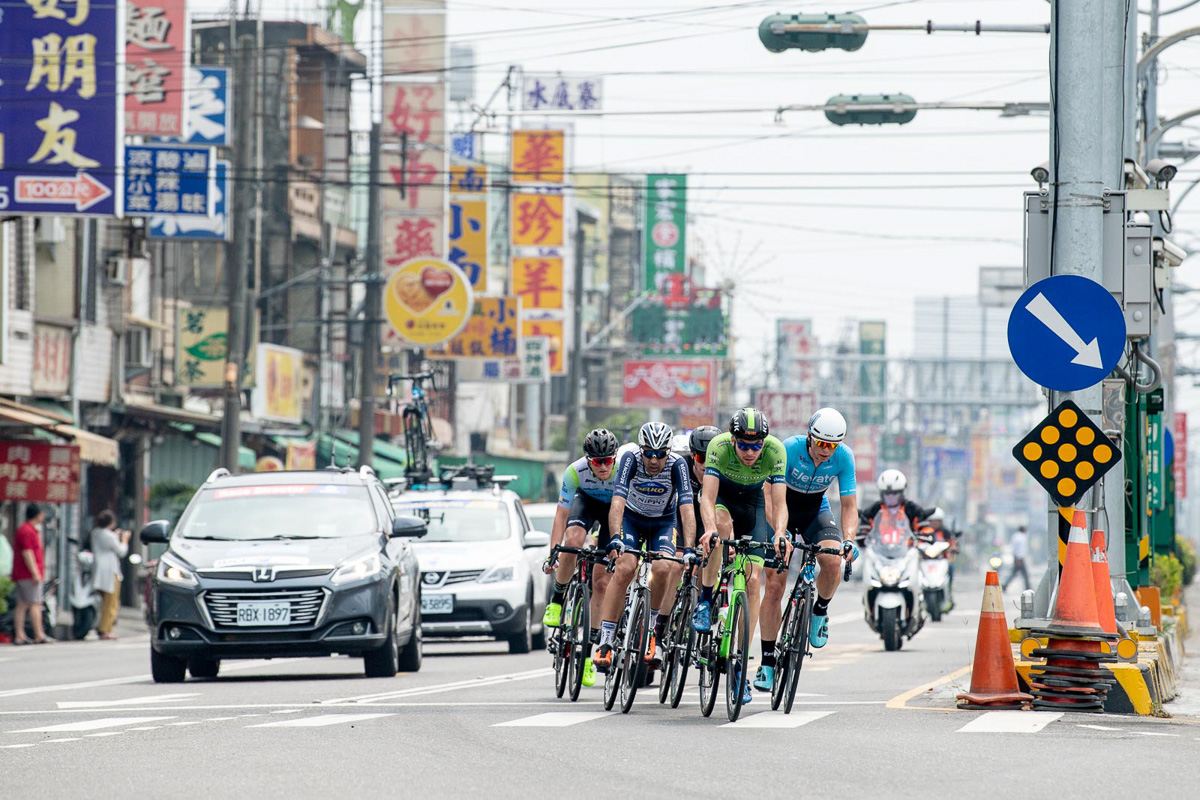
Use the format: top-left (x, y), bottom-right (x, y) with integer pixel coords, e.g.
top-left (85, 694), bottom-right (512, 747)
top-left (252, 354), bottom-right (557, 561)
top-left (631, 289), bottom-right (726, 357)
top-left (176, 307), bottom-right (255, 389)
top-left (643, 174), bottom-right (687, 291)
top-left (1149, 412), bottom-right (1164, 511)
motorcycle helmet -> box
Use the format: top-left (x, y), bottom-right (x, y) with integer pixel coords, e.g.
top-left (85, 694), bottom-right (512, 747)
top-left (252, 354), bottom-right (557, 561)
top-left (876, 469), bottom-right (907, 493)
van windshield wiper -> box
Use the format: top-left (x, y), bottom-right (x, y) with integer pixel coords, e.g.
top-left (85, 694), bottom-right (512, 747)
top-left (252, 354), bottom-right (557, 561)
top-left (241, 534), bottom-right (325, 540)
top-left (183, 535), bottom-right (237, 541)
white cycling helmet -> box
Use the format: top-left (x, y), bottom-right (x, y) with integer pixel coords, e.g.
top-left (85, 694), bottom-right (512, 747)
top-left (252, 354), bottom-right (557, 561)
top-left (807, 407), bottom-right (847, 444)
top-left (877, 469), bottom-right (907, 493)
top-left (638, 421), bottom-right (674, 450)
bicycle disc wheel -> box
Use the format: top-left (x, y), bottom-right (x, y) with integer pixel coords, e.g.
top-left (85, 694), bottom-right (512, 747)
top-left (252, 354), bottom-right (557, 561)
top-left (669, 586), bottom-right (697, 709)
top-left (771, 599), bottom-right (796, 711)
top-left (724, 593), bottom-right (750, 723)
top-left (567, 584), bottom-right (590, 702)
top-left (620, 594), bottom-right (648, 714)
top-left (784, 588), bottom-right (813, 715)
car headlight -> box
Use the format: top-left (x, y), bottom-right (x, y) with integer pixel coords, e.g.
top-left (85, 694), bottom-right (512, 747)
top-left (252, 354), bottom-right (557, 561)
top-left (332, 552), bottom-right (382, 584)
top-left (478, 562), bottom-right (516, 584)
top-left (878, 566), bottom-right (902, 586)
top-left (158, 553), bottom-right (197, 587)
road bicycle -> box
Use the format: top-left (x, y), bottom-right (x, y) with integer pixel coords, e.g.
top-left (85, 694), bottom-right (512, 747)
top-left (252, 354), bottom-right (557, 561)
top-left (771, 541), bottom-right (852, 714)
top-left (547, 533), bottom-right (611, 702)
top-left (696, 537), bottom-right (782, 723)
top-left (658, 555), bottom-right (702, 708)
top-left (387, 371), bottom-right (436, 482)
top-left (603, 548), bottom-right (686, 715)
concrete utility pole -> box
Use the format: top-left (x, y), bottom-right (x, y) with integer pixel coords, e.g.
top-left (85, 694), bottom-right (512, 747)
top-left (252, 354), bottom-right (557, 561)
top-left (357, 121), bottom-right (382, 470)
top-left (221, 34), bottom-right (257, 472)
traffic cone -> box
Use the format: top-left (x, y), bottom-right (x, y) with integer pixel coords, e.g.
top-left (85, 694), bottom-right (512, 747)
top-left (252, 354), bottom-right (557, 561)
top-left (1090, 529), bottom-right (1118, 637)
top-left (956, 571), bottom-right (1033, 710)
top-left (1043, 510), bottom-right (1104, 637)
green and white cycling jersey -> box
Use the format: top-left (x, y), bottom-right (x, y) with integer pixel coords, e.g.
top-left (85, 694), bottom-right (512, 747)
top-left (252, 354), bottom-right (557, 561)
top-left (702, 432), bottom-right (787, 494)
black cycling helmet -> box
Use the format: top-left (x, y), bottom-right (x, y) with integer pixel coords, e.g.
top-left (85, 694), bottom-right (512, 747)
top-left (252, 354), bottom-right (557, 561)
top-left (730, 407), bottom-right (769, 441)
top-left (582, 428), bottom-right (619, 459)
top-left (689, 425), bottom-right (721, 456)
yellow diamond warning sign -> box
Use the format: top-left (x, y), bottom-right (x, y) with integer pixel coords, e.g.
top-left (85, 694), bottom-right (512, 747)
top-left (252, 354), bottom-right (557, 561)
top-left (1012, 399), bottom-right (1121, 506)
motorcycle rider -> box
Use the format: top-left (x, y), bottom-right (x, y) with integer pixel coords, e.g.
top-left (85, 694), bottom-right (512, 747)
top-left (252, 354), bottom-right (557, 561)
top-left (859, 470), bottom-right (940, 539)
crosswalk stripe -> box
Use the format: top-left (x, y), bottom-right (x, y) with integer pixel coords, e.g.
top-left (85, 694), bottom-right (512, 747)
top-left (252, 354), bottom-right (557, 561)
top-left (246, 713), bottom-right (394, 729)
top-left (720, 711), bottom-right (835, 729)
top-left (957, 711), bottom-right (1062, 733)
top-left (11, 716), bottom-right (175, 734)
top-left (493, 712), bottom-right (612, 728)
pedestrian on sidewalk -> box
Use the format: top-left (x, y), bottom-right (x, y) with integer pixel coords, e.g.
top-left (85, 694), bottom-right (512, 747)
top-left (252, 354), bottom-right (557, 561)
top-left (1002, 525), bottom-right (1031, 592)
top-left (90, 510), bottom-right (130, 641)
top-left (12, 505), bottom-right (53, 645)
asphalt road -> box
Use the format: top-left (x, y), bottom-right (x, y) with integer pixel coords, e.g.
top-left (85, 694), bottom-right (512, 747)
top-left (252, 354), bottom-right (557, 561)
top-left (3, 574), bottom-right (1198, 798)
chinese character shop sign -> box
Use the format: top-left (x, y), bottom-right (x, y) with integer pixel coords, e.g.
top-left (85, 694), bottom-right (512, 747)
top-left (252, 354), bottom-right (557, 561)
top-left (522, 75), bottom-right (603, 112)
top-left (0, 0), bottom-right (123, 216)
top-left (126, 0), bottom-right (189, 137)
top-left (512, 130), bottom-right (565, 184)
top-left (125, 145), bottom-right (211, 216)
top-left (0, 442), bottom-right (81, 503)
top-left (430, 296), bottom-right (519, 359)
top-left (643, 174), bottom-right (687, 292)
top-left (623, 360), bottom-right (716, 408)
top-left (385, 258), bottom-right (474, 346)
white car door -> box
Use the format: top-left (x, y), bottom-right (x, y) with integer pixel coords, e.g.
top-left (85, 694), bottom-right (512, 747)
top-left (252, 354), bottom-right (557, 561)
top-left (514, 501), bottom-right (550, 613)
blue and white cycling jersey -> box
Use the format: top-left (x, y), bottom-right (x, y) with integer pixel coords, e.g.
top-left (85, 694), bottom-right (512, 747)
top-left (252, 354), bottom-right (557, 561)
top-left (613, 446), bottom-right (693, 519)
top-left (557, 455), bottom-right (617, 508)
top-left (781, 435), bottom-right (857, 516)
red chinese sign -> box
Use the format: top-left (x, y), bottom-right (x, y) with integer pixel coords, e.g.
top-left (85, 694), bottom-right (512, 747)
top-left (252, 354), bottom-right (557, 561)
top-left (622, 360), bottom-right (717, 408)
top-left (125, 0), bottom-right (188, 136)
top-left (1175, 412), bottom-right (1187, 499)
top-left (384, 83), bottom-right (444, 145)
top-left (754, 391), bottom-right (816, 438)
top-left (383, 213), bottom-right (444, 266)
top-left (0, 442), bottom-right (81, 503)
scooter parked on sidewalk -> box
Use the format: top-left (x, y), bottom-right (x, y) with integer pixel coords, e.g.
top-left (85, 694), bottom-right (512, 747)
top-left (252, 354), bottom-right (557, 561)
top-left (858, 510), bottom-right (925, 651)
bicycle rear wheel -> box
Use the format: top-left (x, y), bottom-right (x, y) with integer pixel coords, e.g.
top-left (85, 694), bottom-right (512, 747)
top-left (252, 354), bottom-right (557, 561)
top-left (619, 593), bottom-right (648, 714)
top-left (784, 587), bottom-right (813, 715)
top-left (553, 619), bottom-right (568, 699)
top-left (658, 587), bottom-right (687, 704)
top-left (567, 583), bottom-right (590, 702)
top-left (697, 631), bottom-right (719, 718)
top-left (724, 592), bottom-right (750, 722)
top-left (669, 585), bottom-right (697, 709)
top-left (771, 597), bottom-right (797, 711)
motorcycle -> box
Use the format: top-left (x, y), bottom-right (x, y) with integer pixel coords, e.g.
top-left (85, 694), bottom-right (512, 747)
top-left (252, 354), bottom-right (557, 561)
top-left (859, 512), bottom-right (925, 651)
top-left (70, 541), bottom-right (102, 641)
top-left (917, 535), bottom-right (952, 622)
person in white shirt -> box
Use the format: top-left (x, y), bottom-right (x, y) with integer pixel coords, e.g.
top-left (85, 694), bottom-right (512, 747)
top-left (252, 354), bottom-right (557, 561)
top-left (1003, 525), bottom-right (1031, 591)
top-left (90, 510), bottom-right (130, 641)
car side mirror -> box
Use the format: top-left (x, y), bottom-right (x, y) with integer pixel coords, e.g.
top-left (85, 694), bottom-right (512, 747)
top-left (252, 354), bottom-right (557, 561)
top-left (140, 520), bottom-right (171, 545)
top-left (523, 530), bottom-right (550, 549)
top-left (391, 515), bottom-right (428, 539)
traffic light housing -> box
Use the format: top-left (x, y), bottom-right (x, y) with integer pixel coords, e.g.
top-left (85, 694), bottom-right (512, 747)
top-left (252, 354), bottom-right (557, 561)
top-left (758, 13), bottom-right (868, 53)
top-left (825, 94), bottom-right (918, 126)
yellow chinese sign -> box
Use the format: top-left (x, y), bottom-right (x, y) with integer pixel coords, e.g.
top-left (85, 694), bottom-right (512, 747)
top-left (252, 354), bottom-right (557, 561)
top-left (252, 343), bottom-right (303, 424)
top-left (429, 296), bottom-right (520, 359)
top-left (447, 199), bottom-right (487, 288)
top-left (512, 193), bottom-right (564, 247)
top-left (385, 257), bottom-right (474, 345)
top-left (522, 317), bottom-right (565, 375)
top-left (176, 306), bottom-right (229, 388)
top-left (511, 130), bottom-right (564, 183)
top-left (449, 164), bottom-right (487, 194)
top-left (513, 256), bottom-right (563, 310)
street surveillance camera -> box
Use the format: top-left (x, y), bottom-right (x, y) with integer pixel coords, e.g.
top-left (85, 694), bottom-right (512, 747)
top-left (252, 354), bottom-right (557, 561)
top-left (1124, 158), bottom-right (1151, 190)
top-left (1145, 158), bottom-right (1177, 184)
top-left (1155, 236), bottom-right (1188, 267)
top-left (1030, 162), bottom-right (1050, 185)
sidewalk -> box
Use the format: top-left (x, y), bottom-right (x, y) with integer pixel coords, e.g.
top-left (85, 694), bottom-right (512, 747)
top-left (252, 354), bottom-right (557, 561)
top-left (49, 602), bottom-right (149, 641)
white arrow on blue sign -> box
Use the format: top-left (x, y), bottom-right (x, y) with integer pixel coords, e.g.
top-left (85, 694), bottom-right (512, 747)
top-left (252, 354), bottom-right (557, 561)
top-left (1007, 274), bottom-right (1127, 392)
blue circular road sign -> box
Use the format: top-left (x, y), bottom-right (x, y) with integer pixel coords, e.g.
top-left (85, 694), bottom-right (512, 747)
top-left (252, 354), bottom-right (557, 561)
top-left (1007, 275), bottom-right (1127, 392)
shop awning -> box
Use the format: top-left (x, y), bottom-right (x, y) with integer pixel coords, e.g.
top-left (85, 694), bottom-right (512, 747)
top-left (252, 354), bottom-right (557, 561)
top-left (0, 399), bottom-right (120, 466)
top-left (120, 398), bottom-right (222, 429)
top-left (194, 432), bottom-right (257, 471)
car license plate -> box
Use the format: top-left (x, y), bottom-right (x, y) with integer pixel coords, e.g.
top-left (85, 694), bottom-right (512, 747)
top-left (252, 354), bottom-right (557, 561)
top-left (421, 594), bottom-right (454, 615)
top-left (235, 602), bottom-right (292, 626)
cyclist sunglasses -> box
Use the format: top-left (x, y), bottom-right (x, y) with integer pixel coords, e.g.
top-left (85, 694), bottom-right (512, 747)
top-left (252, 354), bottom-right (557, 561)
top-left (641, 448), bottom-right (669, 459)
top-left (812, 439), bottom-right (839, 452)
top-left (692, 452), bottom-right (706, 463)
top-left (735, 439), bottom-right (764, 452)
top-left (588, 456), bottom-right (615, 467)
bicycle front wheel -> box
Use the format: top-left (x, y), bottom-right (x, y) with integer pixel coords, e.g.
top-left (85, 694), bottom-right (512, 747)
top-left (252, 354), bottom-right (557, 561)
top-left (619, 594), bottom-right (648, 714)
top-left (659, 587), bottom-right (687, 704)
top-left (553, 619), bottom-right (568, 699)
top-left (697, 631), bottom-right (719, 718)
top-left (784, 587), bottom-right (813, 715)
top-left (771, 597), bottom-right (796, 711)
top-left (724, 593), bottom-right (750, 723)
top-left (567, 583), bottom-right (590, 702)
top-left (669, 586), bottom-right (698, 709)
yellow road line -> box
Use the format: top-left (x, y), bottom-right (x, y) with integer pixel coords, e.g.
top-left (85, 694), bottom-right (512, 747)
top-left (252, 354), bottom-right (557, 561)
top-left (885, 665), bottom-right (973, 711)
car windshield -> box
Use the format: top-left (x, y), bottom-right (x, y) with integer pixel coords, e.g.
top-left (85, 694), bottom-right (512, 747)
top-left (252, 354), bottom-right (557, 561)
top-left (176, 485), bottom-right (377, 541)
top-left (392, 499), bottom-right (510, 542)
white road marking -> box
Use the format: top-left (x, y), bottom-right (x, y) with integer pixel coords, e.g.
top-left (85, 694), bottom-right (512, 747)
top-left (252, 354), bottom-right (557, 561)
top-left (321, 667), bottom-right (554, 705)
top-left (827, 612), bottom-right (862, 626)
top-left (58, 693), bottom-right (201, 709)
top-left (43, 738), bottom-right (83, 743)
top-left (957, 711), bottom-right (1062, 734)
top-left (0, 660), bottom-right (291, 699)
top-left (720, 710), bottom-right (835, 729)
top-left (11, 717), bottom-right (175, 734)
top-left (271, 709), bottom-right (303, 714)
top-left (125, 727), bottom-right (163, 731)
top-left (2, 744), bottom-right (38, 749)
top-left (167, 721), bottom-right (205, 727)
top-left (247, 713), bottom-right (394, 729)
top-left (493, 712), bottom-right (612, 728)
top-left (204, 717), bottom-right (239, 722)
top-left (1132, 731), bottom-right (1179, 737)
top-left (1078, 724), bottom-right (1124, 731)
top-left (85, 732), bottom-right (124, 738)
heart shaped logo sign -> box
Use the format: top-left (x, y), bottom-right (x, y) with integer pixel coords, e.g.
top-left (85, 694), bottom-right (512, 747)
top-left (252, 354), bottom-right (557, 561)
top-left (421, 266), bottom-right (454, 300)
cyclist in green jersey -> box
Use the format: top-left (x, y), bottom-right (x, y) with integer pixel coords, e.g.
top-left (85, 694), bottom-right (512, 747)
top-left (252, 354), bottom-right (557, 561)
top-left (694, 408), bottom-right (789, 705)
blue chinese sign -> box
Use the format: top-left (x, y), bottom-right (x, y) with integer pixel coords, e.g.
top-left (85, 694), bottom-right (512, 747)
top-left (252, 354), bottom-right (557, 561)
top-left (521, 74), bottom-right (603, 111)
top-left (0, 0), bottom-right (123, 216)
top-left (149, 160), bottom-right (230, 240)
top-left (450, 132), bottom-right (476, 161)
top-left (161, 66), bottom-right (231, 147)
top-left (125, 145), bottom-right (212, 217)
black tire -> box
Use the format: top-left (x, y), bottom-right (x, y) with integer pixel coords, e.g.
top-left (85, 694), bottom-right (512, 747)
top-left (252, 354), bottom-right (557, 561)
top-left (187, 658), bottom-right (220, 679)
top-left (927, 591), bottom-right (943, 622)
top-left (72, 606), bottom-right (96, 641)
top-left (784, 590), bottom-right (812, 715)
top-left (397, 602), bottom-right (423, 673)
top-left (881, 607), bottom-right (902, 652)
top-left (506, 599), bottom-right (534, 655)
top-left (668, 586), bottom-right (697, 709)
top-left (771, 599), bottom-right (796, 712)
top-left (567, 584), bottom-right (590, 702)
top-left (724, 593), bottom-right (750, 722)
top-left (659, 591), bottom-right (685, 704)
top-left (365, 601), bottom-right (400, 678)
top-left (151, 648), bottom-right (187, 683)
top-left (619, 594), bottom-right (648, 714)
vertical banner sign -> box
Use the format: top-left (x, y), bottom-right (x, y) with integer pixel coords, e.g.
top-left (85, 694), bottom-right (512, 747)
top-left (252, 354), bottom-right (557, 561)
top-left (754, 390), bottom-right (815, 438)
top-left (0, 442), bottom-right (81, 503)
top-left (522, 318), bottom-right (565, 375)
top-left (513, 257), bottom-right (564, 310)
top-left (1175, 412), bottom-right (1187, 500)
top-left (644, 174), bottom-right (687, 292)
top-left (859, 321), bottom-right (886, 425)
top-left (1149, 412), bottom-right (1164, 511)
top-left (175, 66), bottom-right (230, 146)
top-left (511, 130), bottom-right (565, 183)
top-left (449, 164), bottom-right (487, 194)
top-left (512, 194), bottom-right (564, 247)
top-left (252, 344), bottom-right (304, 424)
top-left (176, 306), bottom-right (229, 388)
top-left (0, 1), bottom-right (123, 216)
top-left (777, 319), bottom-right (817, 391)
top-left (382, 82), bottom-right (446, 213)
top-left (447, 199), bottom-right (487, 288)
top-left (32, 323), bottom-right (72, 396)
top-left (125, 0), bottom-right (189, 137)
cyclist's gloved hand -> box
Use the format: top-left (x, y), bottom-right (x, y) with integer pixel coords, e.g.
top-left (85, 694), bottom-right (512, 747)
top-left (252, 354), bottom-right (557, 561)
top-left (542, 555), bottom-right (557, 575)
top-left (842, 540), bottom-right (860, 562)
top-left (606, 539), bottom-right (627, 555)
top-left (699, 531), bottom-right (716, 555)
top-left (682, 547), bottom-right (697, 565)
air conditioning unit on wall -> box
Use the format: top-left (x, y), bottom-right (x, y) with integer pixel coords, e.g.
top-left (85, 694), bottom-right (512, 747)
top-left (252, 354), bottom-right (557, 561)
top-left (106, 257), bottom-right (129, 285)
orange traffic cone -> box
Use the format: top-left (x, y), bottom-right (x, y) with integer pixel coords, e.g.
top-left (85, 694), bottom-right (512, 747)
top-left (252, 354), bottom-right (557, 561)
top-left (1043, 510), bottom-right (1104, 637)
top-left (956, 571), bottom-right (1033, 710)
top-left (1090, 529), bottom-right (1118, 637)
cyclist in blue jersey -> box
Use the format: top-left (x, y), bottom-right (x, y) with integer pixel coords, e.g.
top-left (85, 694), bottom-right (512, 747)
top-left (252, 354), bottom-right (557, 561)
top-left (595, 422), bottom-right (696, 670)
top-left (754, 408), bottom-right (860, 692)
